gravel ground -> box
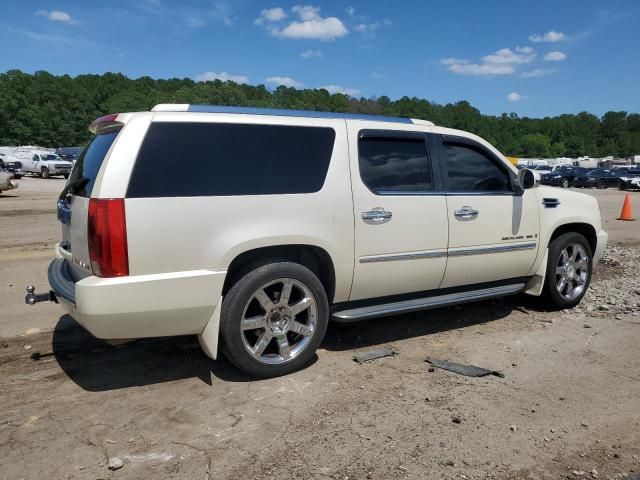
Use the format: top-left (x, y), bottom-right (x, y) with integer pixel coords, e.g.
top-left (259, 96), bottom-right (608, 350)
top-left (1, 178), bottom-right (639, 480)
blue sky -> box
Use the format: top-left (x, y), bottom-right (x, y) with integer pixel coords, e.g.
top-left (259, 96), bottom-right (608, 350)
top-left (1, 0), bottom-right (638, 118)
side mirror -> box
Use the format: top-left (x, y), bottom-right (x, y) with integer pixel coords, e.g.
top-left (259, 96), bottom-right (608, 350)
top-left (517, 168), bottom-right (536, 190)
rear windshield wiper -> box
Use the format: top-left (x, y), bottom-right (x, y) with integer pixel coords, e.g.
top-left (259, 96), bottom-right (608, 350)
top-left (59, 176), bottom-right (89, 199)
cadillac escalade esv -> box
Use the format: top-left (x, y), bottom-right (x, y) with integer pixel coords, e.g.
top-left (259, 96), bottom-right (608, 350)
top-left (27, 104), bottom-right (608, 377)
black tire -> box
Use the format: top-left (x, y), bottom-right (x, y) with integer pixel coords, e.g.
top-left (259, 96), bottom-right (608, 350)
top-left (619, 182), bottom-right (626, 191)
top-left (219, 262), bottom-right (329, 378)
top-left (543, 232), bottom-right (593, 309)
top-left (63, 173), bottom-right (69, 179)
top-left (41, 167), bottom-right (49, 179)
top-left (596, 179), bottom-right (606, 189)
top-left (561, 178), bottom-right (569, 188)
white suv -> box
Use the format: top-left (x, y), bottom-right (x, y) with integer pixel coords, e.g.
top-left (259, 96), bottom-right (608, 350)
top-left (27, 105), bottom-right (608, 377)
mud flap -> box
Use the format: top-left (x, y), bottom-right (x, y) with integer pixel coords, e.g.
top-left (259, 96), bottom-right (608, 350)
top-left (524, 249), bottom-right (548, 296)
top-left (198, 297), bottom-right (223, 360)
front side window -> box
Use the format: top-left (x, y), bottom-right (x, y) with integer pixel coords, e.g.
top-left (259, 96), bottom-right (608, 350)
top-left (443, 143), bottom-right (511, 193)
top-left (358, 135), bottom-right (432, 194)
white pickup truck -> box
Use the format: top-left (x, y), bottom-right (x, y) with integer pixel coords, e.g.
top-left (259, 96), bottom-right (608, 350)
top-left (16, 150), bottom-right (73, 178)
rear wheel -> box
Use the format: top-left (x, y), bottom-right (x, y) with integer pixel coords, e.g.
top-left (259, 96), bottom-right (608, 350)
top-left (596, 179), bottom-right (606, 189)
top-left (220, 262), bottom-right (329, 378)
top-left (543, 232), bottom-right (592, 309)
top-left (41, 167), bottom-right (49, 179)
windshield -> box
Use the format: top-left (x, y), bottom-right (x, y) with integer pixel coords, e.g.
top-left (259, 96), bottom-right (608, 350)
top-left (535, 166), bottom-right (552, 171)
top-left (44, 154), bottom-right (61, 161)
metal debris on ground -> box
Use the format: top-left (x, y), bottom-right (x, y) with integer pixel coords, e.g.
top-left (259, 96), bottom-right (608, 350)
top-left (353, 347), bottom-right (397, 364)
top-left (425, 357), bottom-right (505, 378)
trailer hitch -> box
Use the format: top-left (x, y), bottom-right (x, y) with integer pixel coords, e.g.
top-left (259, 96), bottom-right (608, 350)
top-left (25, 285), bottom-right (57, 305)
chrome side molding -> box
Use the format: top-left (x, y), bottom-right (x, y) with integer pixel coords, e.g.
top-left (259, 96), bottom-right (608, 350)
top-left (359, 249), bottom-right (447, 263)
top-left (332, 283), bottom-right (525, 322)
top-left (448, 241), bottom-right (537, 257)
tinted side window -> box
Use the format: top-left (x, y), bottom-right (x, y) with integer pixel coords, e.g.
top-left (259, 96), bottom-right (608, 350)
top-left (443, 143), bottom-right (511, 192)
top-left (358, 136), bottom-right (432, 194)
top-left (127, 123), bottom-right (335, 197)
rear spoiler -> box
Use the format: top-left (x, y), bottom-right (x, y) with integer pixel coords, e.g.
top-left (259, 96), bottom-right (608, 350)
top-left (89, 114), bottom-right (123, 134)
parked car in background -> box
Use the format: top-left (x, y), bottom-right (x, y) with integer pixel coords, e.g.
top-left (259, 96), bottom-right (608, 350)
top-left (529, 164), bottom-right (553, 182)
top-left (18, 151), bottom-right (73, 178)
top-left (0, 153), bottom-right (24, 179)
top-left (26, 104), bottom-right (607, 377)
top-left (540, 166), bottom-right (589, 188)
top-left (0, 170), bottom-right (18, 195)
top-left (618, 168), bottom-right (640, 190)
top-left (55, 147), bottom-right (84, 165)
top-left (573, 169), bottom-right (623, 189)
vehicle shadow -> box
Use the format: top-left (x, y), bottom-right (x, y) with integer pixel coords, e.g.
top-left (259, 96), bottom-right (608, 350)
top-left (49, 315), bottom-right (257, 391)
top-left (322, 296), bottom-right (535, 351)
top-left (49, 295), bottom-right (549, 391)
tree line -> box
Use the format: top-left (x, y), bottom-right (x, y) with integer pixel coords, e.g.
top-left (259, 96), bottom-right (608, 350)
top-left (0, 69), bottom-right (638, 158)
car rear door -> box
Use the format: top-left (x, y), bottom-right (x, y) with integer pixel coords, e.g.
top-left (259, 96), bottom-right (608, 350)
top-left (435, 134), bottom-right (540, 288)
top-left (348, 123), bottom-right (448, 300)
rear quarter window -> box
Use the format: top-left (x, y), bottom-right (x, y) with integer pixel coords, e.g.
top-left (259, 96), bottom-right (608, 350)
top-left (127, 122), bottom-right (336, 197)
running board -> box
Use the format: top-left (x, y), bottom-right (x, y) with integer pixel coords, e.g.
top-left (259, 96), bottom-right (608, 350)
top-left (332, 283), bottom-right (525, 322)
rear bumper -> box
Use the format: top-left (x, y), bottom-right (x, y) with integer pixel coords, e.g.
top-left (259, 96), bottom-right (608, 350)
top-left (49, 254), bottom-right (226, 339)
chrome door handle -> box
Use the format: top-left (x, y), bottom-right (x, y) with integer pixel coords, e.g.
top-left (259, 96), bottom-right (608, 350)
top-left (362, 208), bottom-right (392, 223)
top-left (454, 206), bottom-right (479, 220)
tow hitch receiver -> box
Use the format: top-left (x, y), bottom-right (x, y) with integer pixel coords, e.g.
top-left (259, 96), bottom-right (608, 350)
top-left (25, 285), bottom-right (57, 305)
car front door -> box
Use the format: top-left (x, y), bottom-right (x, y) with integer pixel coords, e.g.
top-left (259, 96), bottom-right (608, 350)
top-left (348, 125), bottom-right (448, 300)
top-left (436, 135), bottom-right (540, 289)
top-left (30, 154), bottom-right (40, 172)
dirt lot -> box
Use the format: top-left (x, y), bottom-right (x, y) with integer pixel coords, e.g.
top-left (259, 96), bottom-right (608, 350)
top-left (1, 178), bottom-right (639, 480)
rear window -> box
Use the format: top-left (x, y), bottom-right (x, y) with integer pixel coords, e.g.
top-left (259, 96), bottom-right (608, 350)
top-left (127, 122), bottom-right (335, 197)
top-left (67, 129), bottom-right (120, 197)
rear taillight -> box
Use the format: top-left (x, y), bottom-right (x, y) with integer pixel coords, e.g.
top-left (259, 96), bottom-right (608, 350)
top-left (88, 198), bottom-right (129, 277)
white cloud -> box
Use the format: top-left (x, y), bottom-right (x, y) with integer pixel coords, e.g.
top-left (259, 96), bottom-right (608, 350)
top-left (507, 92), bottom-right (526, 102)
top-left (260, 5), bottom-right (349, 41)
top-left (300, 49), bottom-right (322, 59)
top-left (345, 6), bottom-right (355, 16)
top-left (265, 76), bottom-right (304, 88)
top-left (319, 84), bottom-right (361, 96)
top-left (441, 47), bottom-right (535, 77)
top-left (195, 71), bottom-right (249, 83)
top-left (544, 50), bottom-right (567, 61)
top-left (529, 30), bottom-right (566, 43)
top-left (520, 68), bottom-right (556, 78)
top-left (36, 10), bottom-right (76, 24)
top-left (254, 7), bottom-right (287, 25)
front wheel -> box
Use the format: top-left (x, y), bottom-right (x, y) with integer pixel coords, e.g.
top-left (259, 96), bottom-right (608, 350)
top-left (543, 232), bottom-right (593, 309)
top-left (41, 167), bottom-right (49, 179)
top-left (219, 262), bottom-right (329, 378)
top-left (561, 178), bottom-right (569, 188)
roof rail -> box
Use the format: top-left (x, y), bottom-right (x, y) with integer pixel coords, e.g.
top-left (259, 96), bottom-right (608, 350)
top-left (151, 104), bottom-right (434, 126)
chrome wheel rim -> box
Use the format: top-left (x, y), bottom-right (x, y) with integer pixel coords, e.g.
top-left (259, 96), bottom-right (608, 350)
top-left (555, 243), bottom-right (589, 300)
top-left (240, 278), bottom-right (317, 365)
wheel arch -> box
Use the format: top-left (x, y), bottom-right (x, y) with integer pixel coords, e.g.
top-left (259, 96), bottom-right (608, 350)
top-left (222, 244), bottom-right (337, 304)
top-left (549, 222), bottom-right (597, 254)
